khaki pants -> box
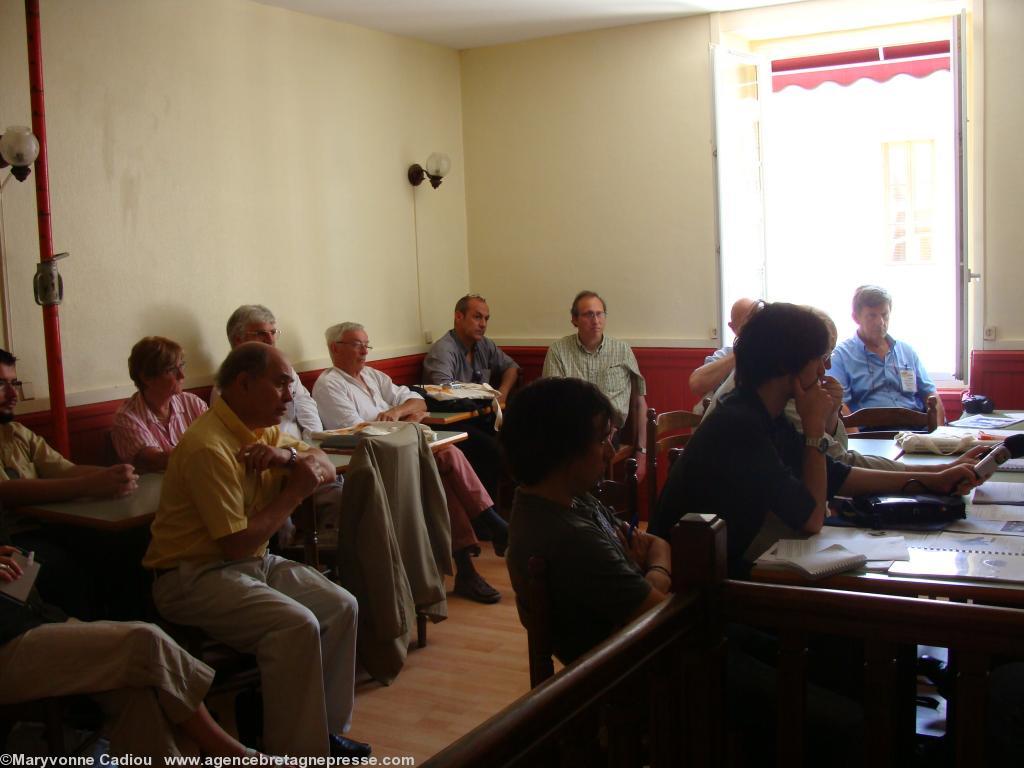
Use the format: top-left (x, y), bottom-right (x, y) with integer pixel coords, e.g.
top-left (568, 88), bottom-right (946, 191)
top-left (0, 619), bottom-right (214, 757)
top-left (153, 555), bottom-right (358, 757)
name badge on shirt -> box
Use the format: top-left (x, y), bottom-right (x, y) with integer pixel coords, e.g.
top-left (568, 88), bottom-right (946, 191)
top-left (899, 367), bottom-right (916, 393)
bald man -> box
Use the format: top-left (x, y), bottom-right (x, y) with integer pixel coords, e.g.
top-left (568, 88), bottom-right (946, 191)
top-left (689, 297), bottom-right (758, 404)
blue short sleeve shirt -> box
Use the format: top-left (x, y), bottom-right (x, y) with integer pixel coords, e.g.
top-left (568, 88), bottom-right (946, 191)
top-left (829, 334), bottom-right (935, 412)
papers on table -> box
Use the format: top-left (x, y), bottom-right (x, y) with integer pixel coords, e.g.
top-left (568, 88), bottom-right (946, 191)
top-left (973, 482), bottom-right (1024, 506)
top-left (889, 533), bottom-right (1024, 583)
top-left (948, 412), bottom-right (1024, 429)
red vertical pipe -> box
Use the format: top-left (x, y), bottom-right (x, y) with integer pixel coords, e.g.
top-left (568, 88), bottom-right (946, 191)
top-left (25, 0), bottom-right (69, 456)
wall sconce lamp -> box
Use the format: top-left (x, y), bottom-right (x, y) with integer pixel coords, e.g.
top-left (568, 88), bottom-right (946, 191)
top-left (407, 152), bottom-right (451, 189)
top-left (0, 126), bottom-right (40, 185)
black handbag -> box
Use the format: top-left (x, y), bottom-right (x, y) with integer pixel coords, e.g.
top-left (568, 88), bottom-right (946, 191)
top-left (827, 494), bottom-right (966, 530)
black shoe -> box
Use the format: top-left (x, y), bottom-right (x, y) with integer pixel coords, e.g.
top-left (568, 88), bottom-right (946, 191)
top-left (329, 734), bottom-right (372, 759)
top-left (471, 516), bottom-right (493, 541)
top-left (491, 526), bottom-right (508, 557)
top-left (454, 572), bottom-right (501, 604)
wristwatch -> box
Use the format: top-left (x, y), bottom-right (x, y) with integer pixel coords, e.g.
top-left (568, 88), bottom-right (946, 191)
top-left (286, 446), bottom-right (298, 466)
top-left (805, 435), bottom-right (829, 454)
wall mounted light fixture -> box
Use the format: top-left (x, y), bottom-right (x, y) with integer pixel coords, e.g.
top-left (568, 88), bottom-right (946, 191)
top-left (407, 152), bottom-right (451, 189)
top-left (0, 126), bottom-right (40, 184)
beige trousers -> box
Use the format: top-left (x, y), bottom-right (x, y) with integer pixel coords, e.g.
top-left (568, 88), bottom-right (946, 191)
top-left (152, 554), bottom-right (358, 758)
top-left (0, 619), bottom-right (214, 757)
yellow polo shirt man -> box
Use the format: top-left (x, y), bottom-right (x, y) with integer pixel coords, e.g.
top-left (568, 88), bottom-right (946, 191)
top-left (144, 344), bottom-right (361, 758)
top-left (144, 397), bottom-right (305, 568)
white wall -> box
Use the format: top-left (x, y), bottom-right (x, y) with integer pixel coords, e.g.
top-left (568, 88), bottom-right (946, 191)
top-left (981, 0), bottom-right (1024, 346)
top-left (460, 17), bottom-right (719, 346)
top-left (0, 0), bottom-right (467, 410)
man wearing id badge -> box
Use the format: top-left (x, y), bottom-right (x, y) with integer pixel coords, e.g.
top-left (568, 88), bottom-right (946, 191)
top-left (829, 285), bottom-right (944, 424)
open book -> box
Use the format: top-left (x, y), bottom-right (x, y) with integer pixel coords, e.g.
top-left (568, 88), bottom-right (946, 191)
top-left (755, 542), bottom-right (867, 580)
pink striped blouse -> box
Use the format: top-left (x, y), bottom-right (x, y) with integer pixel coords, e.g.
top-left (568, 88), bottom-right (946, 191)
top-left (111, 391), bottom-right (208, 464)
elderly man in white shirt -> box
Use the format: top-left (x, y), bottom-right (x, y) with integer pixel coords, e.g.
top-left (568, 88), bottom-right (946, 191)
top-left (312, 322), bottom-right (508, 604)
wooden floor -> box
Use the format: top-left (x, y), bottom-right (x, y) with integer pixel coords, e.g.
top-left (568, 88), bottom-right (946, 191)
top-left (346, 546), bottom-right (532, 762)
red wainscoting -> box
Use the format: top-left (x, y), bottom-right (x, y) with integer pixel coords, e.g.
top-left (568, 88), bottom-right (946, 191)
top-left (19, 347), bottom-right (1016, 467)
top-left (500, 346), bottom-right (714, 414)
top-left (967, 351), bottom-right (1024, 410)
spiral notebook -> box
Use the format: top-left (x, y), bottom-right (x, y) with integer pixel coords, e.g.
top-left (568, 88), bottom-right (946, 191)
top-left (755, 543), bottom-right (867, 580)
top-left (888, 536), bottom-right (1024, 583)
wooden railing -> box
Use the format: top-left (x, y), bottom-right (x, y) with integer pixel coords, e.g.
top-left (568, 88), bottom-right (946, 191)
top-left (424, 513), bottom-right (1024, 767)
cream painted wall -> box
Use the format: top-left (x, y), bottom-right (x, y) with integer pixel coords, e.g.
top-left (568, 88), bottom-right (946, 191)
top-left (0, 0), bottom-right (467, 410)
top-left (981, 0), bottom-right (1024, 346)
top-left (460, 18), bottom-right (719, 346)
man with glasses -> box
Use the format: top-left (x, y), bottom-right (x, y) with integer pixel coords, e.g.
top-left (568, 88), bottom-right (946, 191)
top-left (224, 304), bottom-right (324, 441)
top-left (145, 343), bottom-right (369, 759)
top-left (502, 377), bottom-right (669, 664)
top-left (542, 291), bottom-right (648, 461)
top-left (0, 348), bottom-right (138, 617)
top-left (313, 322), bottom-right (507, 603)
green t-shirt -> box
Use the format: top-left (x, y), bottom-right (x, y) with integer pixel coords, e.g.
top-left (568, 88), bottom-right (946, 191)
top-left (506, 489), bottom-right (651, 664)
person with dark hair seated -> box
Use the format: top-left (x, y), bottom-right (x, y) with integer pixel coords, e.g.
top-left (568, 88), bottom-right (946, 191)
top-left (502, 377), bottom-right (669, 664)
top-left (650, 303), bottom-right (982, 577)
top-left (112, 336), bottom-right (208, 472)
top-left (0, 348), bottom-right (139, 618)
top-left (503, 378), bottom-right (867, 763)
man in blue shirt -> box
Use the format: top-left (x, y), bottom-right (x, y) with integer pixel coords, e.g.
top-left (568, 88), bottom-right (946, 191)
top-left (829, 285), bottom-right (944, 423)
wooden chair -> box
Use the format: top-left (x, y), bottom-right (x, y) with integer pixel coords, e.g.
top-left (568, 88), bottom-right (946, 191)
top-left (842, 396), bottom-right (940, 440)
top-left (595, 458), bottom-right (639, 526)
top-left (525, 556), bottom-right (556, 688)
top-left (645, 407), bottom-right (701, 518)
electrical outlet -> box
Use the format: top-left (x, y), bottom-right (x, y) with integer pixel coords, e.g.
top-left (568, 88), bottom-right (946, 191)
top-left (20, 381), bottom-right (34, 400)
top-left (984, 326), bottom-right (997, 341)
top-left (424, 330), bottom-right (433, 344)
top-left (710, 327), bottom-right (719, 340)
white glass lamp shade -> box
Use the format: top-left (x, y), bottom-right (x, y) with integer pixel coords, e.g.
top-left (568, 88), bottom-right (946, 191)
top-left (0, 126), bottom-right (40, 167)
top-left (424, 152), bottom-right (451, 179)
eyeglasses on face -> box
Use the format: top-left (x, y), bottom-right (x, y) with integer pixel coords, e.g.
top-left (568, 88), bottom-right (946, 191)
top-left (0, 378), bottom-right (23, 396)
top-left (162, 362), bottom-right (186, 376)
top-left (245, 328), bottom-right (280, 341)
top-left (337, 341), bottom-right (373, 351)
top-left (577, 311), bottom-right (607, 321)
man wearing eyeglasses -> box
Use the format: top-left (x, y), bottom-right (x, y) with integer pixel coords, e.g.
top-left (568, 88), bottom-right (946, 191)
top-left (542, 291), bottom-right (648, 464)
top-left (313, 322), bottom-right (507, 603)
top-left (0, 347), bottom-right (138, 617)
top-left (224, 304), bottom-right (324, 442)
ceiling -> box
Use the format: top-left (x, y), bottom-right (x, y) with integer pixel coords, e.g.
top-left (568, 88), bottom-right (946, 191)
top-left (252, 0), bottom-right (800, 50)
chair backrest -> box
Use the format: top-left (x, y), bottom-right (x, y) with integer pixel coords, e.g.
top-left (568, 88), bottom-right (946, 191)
top-left (525, 556), bottom-right (555, 688)
top-left (646, 407), bottom-right (701, 518)
top-left (842, 397), bottom-right (939, 439)
top-left (594, 457), bottom-right (639, 525)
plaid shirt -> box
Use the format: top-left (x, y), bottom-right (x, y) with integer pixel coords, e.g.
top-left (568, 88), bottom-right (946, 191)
top-left (542, 334), bottom-right (645, 426)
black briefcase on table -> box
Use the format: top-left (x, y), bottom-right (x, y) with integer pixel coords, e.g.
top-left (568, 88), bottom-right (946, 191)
top-left (827, 494), bottom-right (966, 531)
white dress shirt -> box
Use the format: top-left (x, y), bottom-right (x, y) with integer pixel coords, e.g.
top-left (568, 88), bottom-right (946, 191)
top-left (312, 366), bottom-right (423, 430)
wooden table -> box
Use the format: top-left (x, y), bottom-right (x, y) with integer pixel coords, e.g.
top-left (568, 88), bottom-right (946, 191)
top-left (421, 407), bottom-right (492, 426)
top-left (751, 432), bottom-right (1024, 606)
top-left (16, 472), bottom-right (164, 531)
top-left (320, 430), bottom-right (468, 474)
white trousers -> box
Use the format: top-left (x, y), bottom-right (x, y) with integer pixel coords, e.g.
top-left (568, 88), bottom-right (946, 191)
top-left (152, 555), bottom-right (358, 757)
top-left (0, 619), bottom-right (214, 757)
